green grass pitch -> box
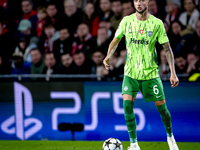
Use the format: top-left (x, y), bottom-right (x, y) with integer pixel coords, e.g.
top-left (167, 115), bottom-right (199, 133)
top-left (0, 141), bottom-right (199, 150)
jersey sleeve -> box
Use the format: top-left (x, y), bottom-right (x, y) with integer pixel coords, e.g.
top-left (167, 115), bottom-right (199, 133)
top-left (115, 17), bottom-right (126, 39)
top-left (158, 20), bottom-right (169, 44)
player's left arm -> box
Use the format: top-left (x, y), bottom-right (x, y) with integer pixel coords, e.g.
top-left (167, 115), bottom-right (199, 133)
top-left (162, 42), bottom-right (179, 87)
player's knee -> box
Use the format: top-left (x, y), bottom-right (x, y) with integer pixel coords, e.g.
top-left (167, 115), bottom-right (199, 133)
top-left (154, 99), bottom-right (166, 106)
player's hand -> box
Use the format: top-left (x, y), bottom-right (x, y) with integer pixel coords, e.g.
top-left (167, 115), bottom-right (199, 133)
top-left (170, 74), bottom-right (179, 88)
top-left (103, 57), bottom-right (110, 70)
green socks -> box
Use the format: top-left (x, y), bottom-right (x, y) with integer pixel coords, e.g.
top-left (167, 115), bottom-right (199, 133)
top-left (123, 100), bottom-right (137, 143)
top-left (156, 103), bottom-right (173, 137)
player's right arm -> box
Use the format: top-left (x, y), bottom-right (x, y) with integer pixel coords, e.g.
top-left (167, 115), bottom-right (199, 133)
top-left (103, 17), bottom-right (126, 70)
top-left (103, 37), bottom-right (121, 70)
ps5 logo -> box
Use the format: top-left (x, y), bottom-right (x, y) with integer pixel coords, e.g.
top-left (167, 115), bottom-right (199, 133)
top-left (1, 82), bottom-right (42, 140)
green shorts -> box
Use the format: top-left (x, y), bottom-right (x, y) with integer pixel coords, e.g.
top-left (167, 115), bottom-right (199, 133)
top-left (122, 75), bottom-right (165, 102)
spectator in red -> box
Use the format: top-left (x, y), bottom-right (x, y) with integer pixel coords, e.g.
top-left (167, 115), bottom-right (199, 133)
top-left (71, 23), bottom-right (96, 58)
top-left (36, 6), bottom-right (47, 37)
top-left (46, 2), bottom-right (58, 27)
top-left (179, 0), bottom-right (200, 30)
top-left (110, 0), bottom-right (123, 30)
top-left (21, 0), bottom-right (36, 19)
top-left (53, 27), bottom-right (74, 61)
top-left (83, 3), bottom-right (98, 36)
top-left (165, 0), bottom-right (181, 26)
top-left (20, 0), bottom-right (37, 28)
top-left (91, 0), bottom-right (114, 36)
top-left (122, 0), bottom-right (135, 17)
top-left (99, 0), bottom-right (114, 21)
top-left (38, 21), bottom-right (59, 54)
top-left (0, 0), bottom-right (7, 9)
top-left (58, 0), bottom-right (84, 33)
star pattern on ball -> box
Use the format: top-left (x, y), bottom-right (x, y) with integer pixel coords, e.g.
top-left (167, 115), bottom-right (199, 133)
top-left (113, 139), bottom-right (121, 148)
top-left (105, 139), bottom-right (112, 147)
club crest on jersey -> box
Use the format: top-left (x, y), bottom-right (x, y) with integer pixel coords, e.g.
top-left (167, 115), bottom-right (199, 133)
top-left (139, 30), bottom-right (144, 34)
top-left (148, 31), bottom-right (153, 37)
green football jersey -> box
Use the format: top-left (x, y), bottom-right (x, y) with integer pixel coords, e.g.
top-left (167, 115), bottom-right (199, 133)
top-left (115, 13), bottom-right (169, 80)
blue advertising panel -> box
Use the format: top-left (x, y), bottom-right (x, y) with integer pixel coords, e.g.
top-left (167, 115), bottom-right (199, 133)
top-left (0, 82), bottom-right (85, 140)
top-left (0, 81), bottom-right (200, 142)
top-left (84, 81), bottom-right (200, 142)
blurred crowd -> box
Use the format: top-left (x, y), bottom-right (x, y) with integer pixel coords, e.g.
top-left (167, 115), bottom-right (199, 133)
top-left (0, 0), bottom-right (200, 81)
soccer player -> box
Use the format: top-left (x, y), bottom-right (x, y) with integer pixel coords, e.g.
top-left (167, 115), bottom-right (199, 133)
top-left (103, 0), bottom-right (179, 150)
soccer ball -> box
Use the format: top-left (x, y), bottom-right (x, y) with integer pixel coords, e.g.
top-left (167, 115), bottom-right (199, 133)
top-left (103, 138), bottom-right (123, 150)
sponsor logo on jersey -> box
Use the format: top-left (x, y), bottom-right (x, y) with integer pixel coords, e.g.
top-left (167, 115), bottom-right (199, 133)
top-left (140, 30), bottom-right (144, 34)
top-left (148, 31), bottom-right (153, 37)
top-left (130, 38), bottom-right (149, 45)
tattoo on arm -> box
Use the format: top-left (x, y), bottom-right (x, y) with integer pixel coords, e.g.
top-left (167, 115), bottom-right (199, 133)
top-left (162, 42), bottom-right (176, 74)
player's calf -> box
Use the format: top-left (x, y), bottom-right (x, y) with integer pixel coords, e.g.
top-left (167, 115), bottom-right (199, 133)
top-left (123, 100), bottom-right (137, 143)
top-left (156, 103), bottom-right (173, 137)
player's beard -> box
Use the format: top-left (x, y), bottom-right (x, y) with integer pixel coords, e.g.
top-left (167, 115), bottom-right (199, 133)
top-left (136, 7), bottom-right (147, 14)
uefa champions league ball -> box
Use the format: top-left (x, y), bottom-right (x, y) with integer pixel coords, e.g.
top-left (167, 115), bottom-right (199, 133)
top-left (103, 138), bottom-right (123, 150)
